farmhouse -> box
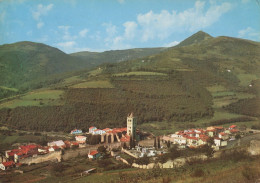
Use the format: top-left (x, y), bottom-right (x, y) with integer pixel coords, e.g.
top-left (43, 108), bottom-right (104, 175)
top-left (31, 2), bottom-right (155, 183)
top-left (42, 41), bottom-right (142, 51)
top-left (71, 129), bottom-right (82, 134)
top-left (75, 135), bottom-right (87, 143)
top-left (88, 150), bottom-right (100, 160)
top-left (47, 140), bottom-right (65, 148)
top-left (89, 126), bottom-right (97, 133)
top-left (0, 161), bottom-right (15, 170)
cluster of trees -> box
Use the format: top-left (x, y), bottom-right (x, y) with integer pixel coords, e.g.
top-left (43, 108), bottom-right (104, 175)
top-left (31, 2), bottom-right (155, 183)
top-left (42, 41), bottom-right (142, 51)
top-left (225, 98), bottom-right (260, 117)
top-left (0, 75), bottom-right (214, 132)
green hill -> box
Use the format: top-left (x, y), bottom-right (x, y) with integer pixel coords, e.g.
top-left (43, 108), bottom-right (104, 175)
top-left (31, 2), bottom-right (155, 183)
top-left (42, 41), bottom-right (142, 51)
top-left (0, 42), bottom-right (165, 99)
top-left (176, 30), bottom-right (213, 47)
top-left (0, 41), bottom-right (90, 98)
top-left (70, 47), bottom-right (166, 67)
top-left (0, 32), bottom-right (259, 133)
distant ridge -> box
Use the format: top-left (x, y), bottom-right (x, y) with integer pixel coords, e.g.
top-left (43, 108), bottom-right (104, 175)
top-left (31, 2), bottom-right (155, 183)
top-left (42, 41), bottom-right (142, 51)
top-left (176, 31), bottom-right (213, 47)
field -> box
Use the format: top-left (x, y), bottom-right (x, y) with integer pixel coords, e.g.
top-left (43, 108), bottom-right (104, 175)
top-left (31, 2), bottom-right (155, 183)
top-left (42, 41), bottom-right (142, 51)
top-left (0, 90), bottom-right (64, 109)
top-left (237, 73), bottom-right (257, 86)
top-left (70, 80), bottom-right (114, 88)
top-left (113, 71), bottom-right (167, 77)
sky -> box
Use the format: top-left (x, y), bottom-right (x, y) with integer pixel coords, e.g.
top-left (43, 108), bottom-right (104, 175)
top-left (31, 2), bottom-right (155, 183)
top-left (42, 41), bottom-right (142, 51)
top-left (0, 0), bottom-right (259, 53)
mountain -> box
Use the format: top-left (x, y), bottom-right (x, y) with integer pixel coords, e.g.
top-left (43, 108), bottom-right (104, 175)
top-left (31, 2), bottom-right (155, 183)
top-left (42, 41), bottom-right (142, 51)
top-left (0, 31), bottom-right (259, 134)
top-left (70, 47), bottom-right (166, 67)
top-left (0, 41), bottom-right (91, 98)
top-left (0, 42), bottom-right (165, 99)
top-left (176, 31), bottom-right (213, 47)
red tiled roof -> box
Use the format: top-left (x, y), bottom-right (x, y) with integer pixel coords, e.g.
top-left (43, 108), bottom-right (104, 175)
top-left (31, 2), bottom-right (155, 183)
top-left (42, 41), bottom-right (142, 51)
top-left (103, 128), bottom-right (111, 131)
top-left (89, 150), bottom-right (99, 156)
top-left (230, 125), bottom-right (237, 128)
top-left (89, 126), bottom-right (96, 129)
top-left (20, 144), bottom-right (38, 150)
top-left (186, 136), bottom-right (198, 140)
top-left (219, 132), bottom-right (227, 136)
top-left (120, 134), bottom-right (130, 142)
top-left (214, 137), bottom-right (221, 140)
top-left (2, 161), bottom-right (14, 167)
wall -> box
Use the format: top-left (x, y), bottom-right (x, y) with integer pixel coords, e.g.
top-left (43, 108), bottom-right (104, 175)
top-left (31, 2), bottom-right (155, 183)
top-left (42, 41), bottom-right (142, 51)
top-left (120, 154), bottom-right (207, 169)
top-left (62, 143), bottom-right (122, 161)
top-left (19, 151), bottom-right (61, 165)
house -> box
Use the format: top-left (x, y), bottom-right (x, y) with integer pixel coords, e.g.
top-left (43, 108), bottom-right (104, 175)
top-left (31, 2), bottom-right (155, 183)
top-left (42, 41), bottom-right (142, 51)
top-left (75, 136), bottom-right (87, 143)
top-left (207, 129), bottom-right (216, 137)
top-left (174, 137), bottom-right (187, 146)
top-left (92, 129), bottom-right (106, 135)
top-left (88, 150), bottom-right (100, 160)
top-left (214, 137), bottom-right (227, 147)
top-left (186, 136), bottom-right (198, 147)
top-left (103, 128), bottom-right (112, 132)
top-left (219, 132), bottom-right (229, 140)
top-left (49, 146), bottom-right (60, 152)
top-left (0, 161), bottom-right (15, 170)
top-left (71, 129), bottom-right (82, 134)
top-left (89, 126), bottom-right (97, 134)
top-left (229, 125), bottom-right (237, 130)
top-left (47, 140), bottom-right (65, 148)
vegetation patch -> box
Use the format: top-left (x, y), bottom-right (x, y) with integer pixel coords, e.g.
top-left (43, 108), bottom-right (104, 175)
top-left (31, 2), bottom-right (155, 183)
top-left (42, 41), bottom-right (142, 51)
top-left (237, 73), bottom-right (257, 86)
top-left (0, 90), bottom-right (64, 108)
top-left (70, 80), bottom-right (114, 88)
top-left (113, 71), bottom-right (167, 77)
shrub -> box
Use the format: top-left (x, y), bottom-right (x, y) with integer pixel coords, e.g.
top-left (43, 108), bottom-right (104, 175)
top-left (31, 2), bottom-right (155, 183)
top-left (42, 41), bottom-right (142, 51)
top-left (242, 166), bottom-right (260, 180)
top-left (192, 168), bottom-right (204, 177)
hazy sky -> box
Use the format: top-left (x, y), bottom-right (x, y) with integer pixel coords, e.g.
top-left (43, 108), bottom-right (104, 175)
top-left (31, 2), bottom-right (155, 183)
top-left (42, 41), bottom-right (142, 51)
top-left (0, 0), bottom-right (259, 53)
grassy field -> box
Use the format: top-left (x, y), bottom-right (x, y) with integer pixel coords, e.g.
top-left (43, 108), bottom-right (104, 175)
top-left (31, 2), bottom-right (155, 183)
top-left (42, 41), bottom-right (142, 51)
top-left (89, 68), bottom-right (103, 76)
top-left (0, 90), bottom-right (64, 108)
top-left (70, 80), bottom-right (114, 88)
top-left (62, 76), bottom-right (85, 84)
top-left (0, 86), bottom-right (19, 92)
top-left (237, 73), bottom-right (257, 86)
top-left (72, 155), bottom-right (260, 183)
top-left (113, 71), bottom-right (167, 77)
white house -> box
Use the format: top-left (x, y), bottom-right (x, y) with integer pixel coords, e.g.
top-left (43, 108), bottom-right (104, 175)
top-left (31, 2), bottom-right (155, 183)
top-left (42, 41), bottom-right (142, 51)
top-left (214, 138), bottom-right (227, 147)
top-left (219, 132), bottom-right (229, 140)
top-left (89, 126), bottom-right (97, 133)
top-left (174, 137), bottom-right (187, 145)
top-left (47, 140), bottom-right (65, 147)
top-left (92, 129), bottom-right (106, 135)
top-left (75, 136), bottom-right (87, 143)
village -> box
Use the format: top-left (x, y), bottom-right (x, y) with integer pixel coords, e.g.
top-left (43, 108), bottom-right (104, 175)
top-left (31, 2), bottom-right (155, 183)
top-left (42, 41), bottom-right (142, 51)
top-left (0, 112), bottom-right (252, 171)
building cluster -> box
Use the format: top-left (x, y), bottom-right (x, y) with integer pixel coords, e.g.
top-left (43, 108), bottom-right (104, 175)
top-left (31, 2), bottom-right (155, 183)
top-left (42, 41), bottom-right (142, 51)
top-left (162, 125), bottom-right (240, 150)
top-left (0, 138), bottom-right (84, 171)
top-left (70, 112), bottom-right (138, 145)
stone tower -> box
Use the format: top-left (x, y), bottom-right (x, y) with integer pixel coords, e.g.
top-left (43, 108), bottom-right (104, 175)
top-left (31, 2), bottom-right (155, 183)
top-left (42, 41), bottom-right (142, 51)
top-left (127, 112), bottom-right (137, 138)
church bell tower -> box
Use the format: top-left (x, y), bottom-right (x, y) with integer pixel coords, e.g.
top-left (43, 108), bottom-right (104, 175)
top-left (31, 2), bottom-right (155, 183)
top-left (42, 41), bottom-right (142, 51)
top-left (127, 112), bottom-right (137, 138)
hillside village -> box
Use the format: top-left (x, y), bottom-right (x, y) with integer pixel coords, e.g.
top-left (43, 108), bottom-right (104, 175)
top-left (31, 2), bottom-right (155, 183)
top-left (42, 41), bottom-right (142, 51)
top-left (0, 112), bottom-right (252, 171)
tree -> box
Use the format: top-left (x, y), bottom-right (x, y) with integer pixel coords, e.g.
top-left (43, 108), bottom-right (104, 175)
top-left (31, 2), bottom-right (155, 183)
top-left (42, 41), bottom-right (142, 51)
top-left (97, 145), bottom-right (107, 154)
top-left (235, 134), bottom-right (241, 139)
top-left (157, 137), bottom-right (161, 149)
top-left (167, 140), bottom-right (171, 148)
top-left (154, 137), bottom-right (157, 149)
top-left (130, 136), bottom-right (134, 149)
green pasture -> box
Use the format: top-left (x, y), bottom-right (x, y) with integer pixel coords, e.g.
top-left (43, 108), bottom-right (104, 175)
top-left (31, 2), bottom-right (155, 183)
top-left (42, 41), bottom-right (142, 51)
top-left (237, 73), bottom-right (258, 86)
top-left (113, 71), bottom-right (167, 77)
top-left (0, 90), bottom-right (64, 108)
top-left (71, 80), bottom-right (114, 88)
top-left (89, 68), bottom-right (103, 76)
top-left (0, 86), bottom-right (19, 92)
